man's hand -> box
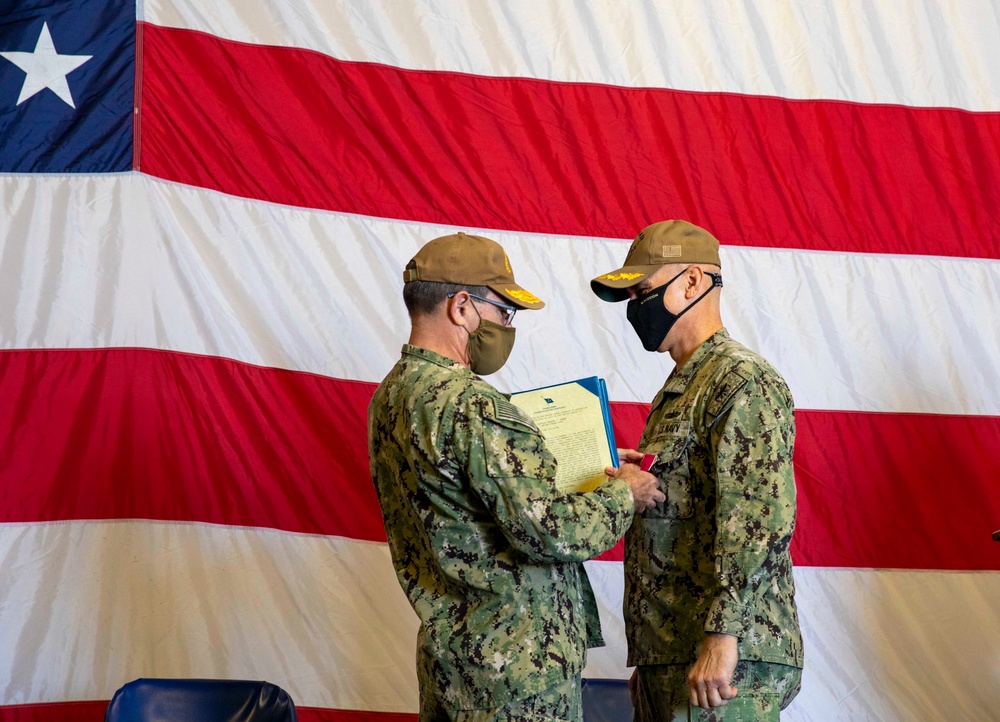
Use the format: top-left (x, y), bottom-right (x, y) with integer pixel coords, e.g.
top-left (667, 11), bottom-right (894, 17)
top-left (605, 462), bottom-right (665, 513)
top-left (617, 448), bottom-right (645, 465)
top-left (687, 633), bottom-right (739, 708)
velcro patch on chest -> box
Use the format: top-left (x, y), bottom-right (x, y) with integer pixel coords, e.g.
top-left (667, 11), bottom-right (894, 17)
top-left (707, 369), bottom-right (751, 419)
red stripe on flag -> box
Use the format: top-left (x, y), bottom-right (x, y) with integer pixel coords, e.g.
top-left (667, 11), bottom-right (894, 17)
top-left (3, 348), bottom-right (999, 570)
top-left (792, 410), bottom-right (1000, 570)
top-left (139, 24), bottom-right (1000, 259)
top-left (0, 702), bottom-right (109, 722)
top-left (0, 347), bottom-right (383, 541)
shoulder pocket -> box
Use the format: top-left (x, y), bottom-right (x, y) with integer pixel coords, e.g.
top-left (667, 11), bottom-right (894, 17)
top-left (642, 423), bottom-right (694, 519)
top-left (493, 397), bottom-right (539, 434)
top-left (707, 368), bottom-right (751, 419)
top-left (481, 411), bottom-right (552, 480)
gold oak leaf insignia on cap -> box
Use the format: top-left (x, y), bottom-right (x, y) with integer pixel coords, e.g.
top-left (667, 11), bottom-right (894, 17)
top-left (599, 272), bottom-right (644, 281)
top-left (506, 288), bottom-right (541, 304)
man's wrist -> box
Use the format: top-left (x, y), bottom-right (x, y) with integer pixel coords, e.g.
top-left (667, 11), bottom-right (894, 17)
top-left (704, 632), bottom-right (738, 646)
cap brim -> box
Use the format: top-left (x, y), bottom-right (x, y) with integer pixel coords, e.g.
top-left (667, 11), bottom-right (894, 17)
top-left (590, 265), bottom-right (660, 302)
top-left (492, 283), bottom-right (545, 310)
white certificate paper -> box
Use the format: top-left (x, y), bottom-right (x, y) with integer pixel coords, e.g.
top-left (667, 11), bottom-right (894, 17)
top-left (510, 380), bottom-right (614, 493)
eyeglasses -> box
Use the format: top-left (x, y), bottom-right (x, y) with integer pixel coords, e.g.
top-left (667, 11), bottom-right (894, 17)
top-left (447, 292), bottom-right (517, 326)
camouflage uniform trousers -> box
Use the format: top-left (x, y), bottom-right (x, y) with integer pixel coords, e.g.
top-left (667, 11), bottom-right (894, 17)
top-left (419, 673), bottom-right (583, 722)
top-left (633, 661), bottom-right (801, 722)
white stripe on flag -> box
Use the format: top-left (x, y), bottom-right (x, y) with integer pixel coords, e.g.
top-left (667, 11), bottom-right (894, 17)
top-left (0, 522), bottom-right (418, 713)
top-left (2, 523), bottom-right (998, 719)
top-left (1, 174), bottom-right (997, 416)
top-left (584, 562), bottom-right (1000, 720)
top-left (143, 0), bottom-right (1000, 110)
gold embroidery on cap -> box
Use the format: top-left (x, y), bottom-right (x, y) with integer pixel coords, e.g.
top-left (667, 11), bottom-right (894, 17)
top-left (662, 245), bottom-right (682, 257)
top-left (599, 272), bottom-right (644, 281)
top-left (506, 288), bottom-right (541, 304)
top-left (504, 253), bottom-right (512, 273)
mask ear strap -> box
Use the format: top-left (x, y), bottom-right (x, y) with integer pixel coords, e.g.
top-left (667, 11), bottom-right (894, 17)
top-left (673, 271), bottom-right (722, 321)
top-left (662, 268), bottom-right (688, 290)
top-left (461, 301), bottom-right (481, 340)
top-left (448, 291), bottom-right (481, 331)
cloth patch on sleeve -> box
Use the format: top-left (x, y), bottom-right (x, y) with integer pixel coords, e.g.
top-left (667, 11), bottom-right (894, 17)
top-left (494, 398), bottom-right (538, 432)
top-left (707, 369), bottom-right (751, 419)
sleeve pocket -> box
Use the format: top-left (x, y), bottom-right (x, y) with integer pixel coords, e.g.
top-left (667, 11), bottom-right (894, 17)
top-left (481, 416), bottom-right (554, 481)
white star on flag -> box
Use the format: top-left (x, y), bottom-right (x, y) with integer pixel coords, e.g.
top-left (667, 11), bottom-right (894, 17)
top-left (1, 22), bottom-right (92, 108)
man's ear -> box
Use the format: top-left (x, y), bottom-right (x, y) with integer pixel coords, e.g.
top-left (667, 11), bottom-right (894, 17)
top-left (683, 266), bottom-right (704, 298)
top-left (446, 291), bottom-right (472, 327)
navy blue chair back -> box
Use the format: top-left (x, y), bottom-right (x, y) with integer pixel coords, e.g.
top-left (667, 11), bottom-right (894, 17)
top-left (105, 678), bottom-right (297, 722)
top-left (582, 677), bottom-right (632, 721)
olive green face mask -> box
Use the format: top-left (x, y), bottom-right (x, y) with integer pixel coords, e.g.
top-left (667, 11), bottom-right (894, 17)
top-left (467, 318), bottom-right (516, 376)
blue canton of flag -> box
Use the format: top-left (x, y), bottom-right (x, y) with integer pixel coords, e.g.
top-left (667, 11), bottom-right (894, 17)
top-left (0, 0), bottom-right (134, 172)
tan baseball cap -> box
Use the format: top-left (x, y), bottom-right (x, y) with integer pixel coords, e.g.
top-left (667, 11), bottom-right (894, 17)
top-left (403, 232), bottom-right (545, 309)
top-left (590, 220), bottom-right (722, 302)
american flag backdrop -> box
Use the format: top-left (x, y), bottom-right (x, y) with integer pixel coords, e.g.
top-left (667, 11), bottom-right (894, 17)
top-left (1, 1), bottom-right (999, 720)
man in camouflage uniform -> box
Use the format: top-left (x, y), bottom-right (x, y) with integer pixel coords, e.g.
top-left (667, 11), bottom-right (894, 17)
top-left (368, 232), bottom-right (665, 722)
top-left (591, 220), bottom-right (803, 721)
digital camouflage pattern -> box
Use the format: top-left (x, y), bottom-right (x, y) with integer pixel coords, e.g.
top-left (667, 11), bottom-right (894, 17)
top-left (625, 329), bottom-right (803, 670)
top-left (368, 344), bottom-right (635, 712)
top-left (633, 661), bottom-right (802, 721)
top-left (421, 673), bottom-right (583, 722)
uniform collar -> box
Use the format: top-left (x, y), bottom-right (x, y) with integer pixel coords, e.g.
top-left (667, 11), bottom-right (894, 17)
top-left (401, 344), bottom-right (477, 379)
top-left (649, 329), bottom-right (730, 410)
top-left (666, 329), bottom-right (729, 390)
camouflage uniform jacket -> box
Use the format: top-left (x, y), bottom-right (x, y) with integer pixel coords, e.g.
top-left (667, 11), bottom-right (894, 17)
top-left (368, 344), bottom-right (635, 710)
top-left (625, 329), bottom-right (803, 668)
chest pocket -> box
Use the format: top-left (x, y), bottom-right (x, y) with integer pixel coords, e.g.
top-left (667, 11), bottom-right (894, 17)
top-left (642, 423), bottom-right (694, 520)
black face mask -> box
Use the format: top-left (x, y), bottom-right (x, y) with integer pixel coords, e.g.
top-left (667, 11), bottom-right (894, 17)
top-left (626, 270), bottom-right (723, 352)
